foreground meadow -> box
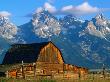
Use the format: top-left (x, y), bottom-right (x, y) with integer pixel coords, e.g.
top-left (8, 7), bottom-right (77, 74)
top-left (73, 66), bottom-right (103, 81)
top-left (0, 77), bottom-right (110, 82)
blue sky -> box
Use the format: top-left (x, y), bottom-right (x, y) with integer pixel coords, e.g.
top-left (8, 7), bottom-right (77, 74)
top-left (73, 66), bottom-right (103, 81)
top-left (0, 0), bottom-right (110, 25)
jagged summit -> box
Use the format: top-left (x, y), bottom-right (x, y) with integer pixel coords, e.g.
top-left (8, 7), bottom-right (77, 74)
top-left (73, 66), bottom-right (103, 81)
top-left (32, 10), bottom-right (61, 38)
top-left (95, 13), bottom-right (105, 20)
top-left (63, 14), bottom-right (77, 19)
top-left (85, 21), bottom-right (105, 39)
top-left (0, 16), bottom-right (9, 26)
top-left (60, 14), bottom-right (84, 25)
top-left (92, 13), bottom-right (108, 27)
top-left (79, 14), bottom-right (110, 41)
top-left (32, 9), bottom-right (56, 21)
top-left (0, 15), bottom-right (18, 41)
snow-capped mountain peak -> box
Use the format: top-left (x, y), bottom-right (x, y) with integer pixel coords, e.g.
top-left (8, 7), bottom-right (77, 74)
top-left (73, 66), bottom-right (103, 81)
top-left (32, 9), bottom-right (55, 22)
top-left (32, 10), bottom-right (61, 38)
top-left (87, 21), bottom-right (96, 31)
top-left (95, 13), bottom-right (105, 20)
top-left (79, 14), bottom-right (110, 41)
top-left (86, 21), bottom-right (105, 39)
top-left (0, 15), bottom-right (18, 41)
top-left (60, 15), bottom-right (84, 25)
top-left (0, 16), bottom-right (9, 25)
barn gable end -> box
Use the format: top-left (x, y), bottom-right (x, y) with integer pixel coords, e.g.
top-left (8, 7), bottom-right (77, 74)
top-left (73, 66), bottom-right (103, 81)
top-left (37, 42), bottom-right (64, 64)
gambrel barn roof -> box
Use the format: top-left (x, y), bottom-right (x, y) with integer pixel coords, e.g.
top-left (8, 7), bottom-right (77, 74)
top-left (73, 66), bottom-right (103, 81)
top-left (2, 41), bottom-right (63, 64)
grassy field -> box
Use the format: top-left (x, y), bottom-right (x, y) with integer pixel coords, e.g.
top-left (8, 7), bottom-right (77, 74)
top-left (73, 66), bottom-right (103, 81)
top-left (0, 77), bottom-right (110, 82)
top-left (0, 74), bottom-right (110, 82)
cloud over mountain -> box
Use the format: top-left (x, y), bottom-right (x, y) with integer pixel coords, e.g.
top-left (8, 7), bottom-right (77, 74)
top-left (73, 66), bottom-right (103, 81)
top-left (44, 2), bottom-right (57, 13)
top-left (35, 2), bottom-right (109, 16)
top-left (61, 2), bottom-right (99, 15)
top-left (0, 11), bottom-right (11, 17)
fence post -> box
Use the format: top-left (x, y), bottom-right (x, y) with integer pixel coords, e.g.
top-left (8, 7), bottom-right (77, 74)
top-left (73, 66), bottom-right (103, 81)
top-left (78, 69), bottom-right (81, 80)
top-left (102, 64), bottom-right (106, 78)
top-left (21, 60), bottom-right (25, 79)
top-left (33, 63), bottom-right (36, 79)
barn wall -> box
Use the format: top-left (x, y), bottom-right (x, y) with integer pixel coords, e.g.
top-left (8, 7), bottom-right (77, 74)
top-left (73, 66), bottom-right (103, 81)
top-left (37, 42), bottom-right (64, 64)
top-left (6, 64), bottom-right (88, 79)
top-left (36, 62), bottom-right (64, 75)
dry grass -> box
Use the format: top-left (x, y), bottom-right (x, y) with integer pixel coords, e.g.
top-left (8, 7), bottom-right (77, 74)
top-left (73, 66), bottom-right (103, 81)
top-left (0, 78), bottom-right (110, 82)
top-left (1, 74), bottom-right (110, 82)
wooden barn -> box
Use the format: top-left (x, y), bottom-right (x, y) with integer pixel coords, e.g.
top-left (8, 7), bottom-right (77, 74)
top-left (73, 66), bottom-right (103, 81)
top-left (1, 41), bottom-right (88, 79)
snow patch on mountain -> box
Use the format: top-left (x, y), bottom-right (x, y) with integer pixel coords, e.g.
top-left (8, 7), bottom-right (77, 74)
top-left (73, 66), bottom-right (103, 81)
top-left (86, 21), bottom-right (105, 39)
top-left (79, 14), bottom-right (110, 42)
top-left (32, 10), bottom-right (61, 38)
top-left (0, 15), bottom-right (18, 42)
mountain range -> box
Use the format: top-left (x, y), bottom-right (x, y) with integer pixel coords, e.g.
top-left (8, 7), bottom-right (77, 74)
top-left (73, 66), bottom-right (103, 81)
top-left (0, 10), bottom-right (110, 69)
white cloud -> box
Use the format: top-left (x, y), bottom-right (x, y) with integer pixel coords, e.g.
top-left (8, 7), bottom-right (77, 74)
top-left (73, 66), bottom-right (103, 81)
top-left (35, 2), bottom-right (109, 16)
top-left (0, 11), bottom-right (11, 17)
top-left (44, 2), bottom-right (57, 13)
top-left (76, 2), bottom-right (99, 13)
top-left (35, 2), bottom-right (57, 14)
top-left (61, 2), bottom-right (100, 15)
top-left (62, 5), bottom-right (73, 11)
